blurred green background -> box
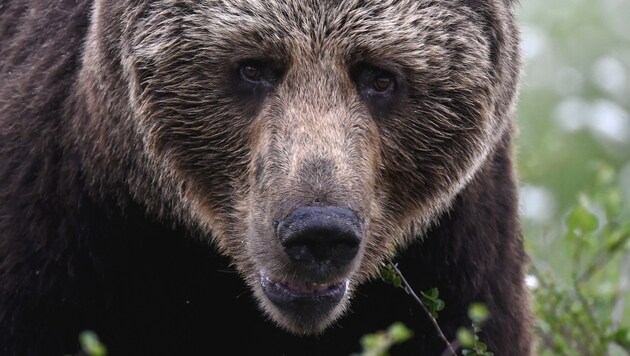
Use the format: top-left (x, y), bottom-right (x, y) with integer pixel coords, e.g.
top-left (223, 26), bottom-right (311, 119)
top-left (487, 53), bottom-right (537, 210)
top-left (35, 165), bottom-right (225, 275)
top-left (515, 0), bottom-right (630, 354)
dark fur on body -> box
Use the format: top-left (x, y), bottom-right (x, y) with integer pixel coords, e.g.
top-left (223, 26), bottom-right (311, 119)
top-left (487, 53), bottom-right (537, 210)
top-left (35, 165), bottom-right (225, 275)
top-left (0, 0), bottom-right (533, 355)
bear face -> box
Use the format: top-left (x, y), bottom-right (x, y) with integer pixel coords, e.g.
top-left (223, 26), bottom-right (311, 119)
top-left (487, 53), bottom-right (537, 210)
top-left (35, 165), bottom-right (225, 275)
top-left (75, 0), bottom-right (520, 336)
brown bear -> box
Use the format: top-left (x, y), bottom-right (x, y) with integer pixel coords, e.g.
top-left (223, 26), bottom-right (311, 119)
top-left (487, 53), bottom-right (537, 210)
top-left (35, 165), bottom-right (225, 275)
top-left (0, 0), bottom-right (533, 355)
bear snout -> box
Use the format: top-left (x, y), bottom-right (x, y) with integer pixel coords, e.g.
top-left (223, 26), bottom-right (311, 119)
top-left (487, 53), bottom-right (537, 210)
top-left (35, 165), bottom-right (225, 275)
top-left (276, 207), bottom-right (362, 278)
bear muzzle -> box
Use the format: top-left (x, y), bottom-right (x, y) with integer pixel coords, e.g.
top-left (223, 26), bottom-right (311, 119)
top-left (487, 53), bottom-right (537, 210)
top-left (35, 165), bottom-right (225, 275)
top-left (259, 206), bottom-right (363, 319)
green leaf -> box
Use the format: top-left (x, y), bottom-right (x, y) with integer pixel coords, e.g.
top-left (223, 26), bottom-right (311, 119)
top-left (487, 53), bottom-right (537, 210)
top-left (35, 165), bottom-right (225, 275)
top-left (379, 264), bottom-right (395, 284)
top-left (604, 189), bottom-right (621, 216)
top-left (388, 322), bottom-right (413, 343)
top-left (392, 276), bottom-right (402, 288)
top-left (610, 327), bottom-right (630, 349)
top-left (434, 299), bottom-right (445, 312)
top-left (468, 303), bottom-right (490, 324)
top-left (457, 328), bottom-right (475, 348)
top-left (380, 263), bottom-right (405, 290)
top-left (566, 199), bottom-right (599, 234)
top-left (79, 331), bottom-right (107, 356)
top-left (361, 333), bottom-right (381, 349)
top-left (420, 288), bottom-right (445, 318)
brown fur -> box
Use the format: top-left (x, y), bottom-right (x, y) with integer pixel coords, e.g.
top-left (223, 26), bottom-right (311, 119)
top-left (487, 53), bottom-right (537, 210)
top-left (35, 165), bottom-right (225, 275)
top-left (0, 0), bottom-right (533, 355)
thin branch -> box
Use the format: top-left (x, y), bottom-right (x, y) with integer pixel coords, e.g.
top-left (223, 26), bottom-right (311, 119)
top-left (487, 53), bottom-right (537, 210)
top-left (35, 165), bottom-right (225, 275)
top-left (611, 250), bottom-right (630, 330)
top-left (607, 250), bottom-right (630, 355)
top-left (388, 260), bottom-right (458, 356)
top-left (572, 282), bottom-right (601, 354)
top-left (441, 340), bottom-right (461, 356)
top-left (577, 232), bottom-right (630, 284)
top-left (529, 263), bottom-right (575, 356)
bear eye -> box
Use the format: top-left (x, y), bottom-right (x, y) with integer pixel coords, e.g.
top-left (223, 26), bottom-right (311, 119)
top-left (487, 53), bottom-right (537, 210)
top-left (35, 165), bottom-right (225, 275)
top-left (240, 64), bottom-right (264, 83)
top-left (232, 60), bottom-right (285, 109)
top-left (351, 63), bottom-right (400, 112)
top-left (352, 63), bottom-right (397, 98)
top-left (372, 76), bottom-right (393, 93)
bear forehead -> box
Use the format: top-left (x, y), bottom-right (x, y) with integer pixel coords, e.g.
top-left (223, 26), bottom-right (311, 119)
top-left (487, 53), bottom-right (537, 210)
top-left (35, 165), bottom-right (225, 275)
top-left (140, 0), bottom-right (487, 65)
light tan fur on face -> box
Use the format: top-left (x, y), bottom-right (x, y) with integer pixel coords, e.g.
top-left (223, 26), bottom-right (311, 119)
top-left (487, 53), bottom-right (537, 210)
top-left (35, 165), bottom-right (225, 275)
top-left (78, 0), bottom-right (521, 335)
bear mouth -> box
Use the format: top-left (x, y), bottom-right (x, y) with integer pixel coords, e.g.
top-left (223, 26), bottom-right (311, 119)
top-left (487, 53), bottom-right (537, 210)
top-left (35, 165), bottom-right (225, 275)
top-left (260, 271), bottom-right (348, 314)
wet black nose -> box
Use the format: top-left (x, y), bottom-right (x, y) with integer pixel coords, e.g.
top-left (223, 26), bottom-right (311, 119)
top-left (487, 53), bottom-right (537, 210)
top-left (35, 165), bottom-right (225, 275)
top-left (276, 207), bottom-right (362, 270)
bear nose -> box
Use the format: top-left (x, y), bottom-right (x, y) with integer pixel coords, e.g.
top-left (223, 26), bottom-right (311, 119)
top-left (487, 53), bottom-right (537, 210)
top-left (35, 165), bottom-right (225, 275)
top-left (276, 207), bottom-right (362, 270)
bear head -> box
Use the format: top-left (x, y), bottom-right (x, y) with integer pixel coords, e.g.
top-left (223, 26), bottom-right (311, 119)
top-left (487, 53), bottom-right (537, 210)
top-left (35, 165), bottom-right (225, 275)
top-left (76, 0), bottom-right (521, 335)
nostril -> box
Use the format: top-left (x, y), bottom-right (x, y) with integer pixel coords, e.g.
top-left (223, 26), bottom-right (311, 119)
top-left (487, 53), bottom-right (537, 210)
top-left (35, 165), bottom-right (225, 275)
top-left (283, 227), bottom-right (359, 264)
top-left (277, 207), bottom-right (362, 269)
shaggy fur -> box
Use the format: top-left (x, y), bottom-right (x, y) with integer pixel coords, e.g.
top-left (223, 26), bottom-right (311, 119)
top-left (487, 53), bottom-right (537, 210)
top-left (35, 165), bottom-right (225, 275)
top-left (0, 0), bottom-right (533, 355)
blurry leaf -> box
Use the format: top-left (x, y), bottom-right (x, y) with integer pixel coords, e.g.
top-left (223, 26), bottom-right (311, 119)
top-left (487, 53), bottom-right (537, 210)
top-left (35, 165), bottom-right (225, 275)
top-left (477, 341), bottom-right (488, 352)
top-left (79, 331), bottom-right (107, 356)
top-left (566, 198), bottom-right (599, 234)
top-left (359, 322), bottom-right (413, 356)
top-left (457, 328), bottom-right (475, 348)
top-left (609, 327), bottom-right (630, 349)
top-left (387, 322), bottom-right (413, 343)
top-left (603, 188), bottom-right (621, 216)
top-left (468, 303), bottom-right (490, 324)
top-left (361, 333), bottom-right (381, 349)
top-left (594, 163), bottom-right (615, 187)
top-left (392, 276), bottom-right (402, 288)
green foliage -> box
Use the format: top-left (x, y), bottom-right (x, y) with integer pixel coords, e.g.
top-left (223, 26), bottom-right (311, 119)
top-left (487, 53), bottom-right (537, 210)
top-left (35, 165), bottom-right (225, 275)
top-left (379, 263), bottom-right (446, 321)
top-left (79, 330), bottom-right (107, 356)
top-left (566, 197), bottom-right (599, 237)
top-left (373, 167), bottom-right (630, 356)
top-left (529, 164), bottom-right (630, 355)
top-left (611, 328), bottom-right (630, 351)
top-left (516, 2), bottom-right (630, 352)
top-left (420, 288), bottom-right (446, 319)
top-left (379, 262), bottom-right (403, 289)
top-left (355, 322), bottom-right (413, 356)
top-left (377, 263), bottom-right (494, 355)
top-left (516, 1), bottom-right (630, 352)
top-left (380, 263), bottom-right (445, 320)
top-left (457, 304), bottom-right (494, 356)
top-left (467, 303), bottom-right (489, 324)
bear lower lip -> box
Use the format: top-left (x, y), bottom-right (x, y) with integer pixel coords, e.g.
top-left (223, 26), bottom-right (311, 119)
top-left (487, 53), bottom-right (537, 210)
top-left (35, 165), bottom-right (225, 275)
top-left (260, 272), bottom-right (347, 308)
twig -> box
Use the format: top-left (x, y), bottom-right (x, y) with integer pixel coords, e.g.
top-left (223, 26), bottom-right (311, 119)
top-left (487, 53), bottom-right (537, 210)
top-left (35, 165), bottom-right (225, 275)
top-left (529, 263), bottom-right (575, 356)
top-left (388, 260), bottom-right (458, 356)
top-left (611, 250), bottom-right (630, 330)
top-left (572, 282), bottom-right (600, 353)
top-left (577, 232), bottom-right (630, 284)
top-left (609, 250), bottom-right (630, 356)
top-left (441, 340), bottom-right (460, 356)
